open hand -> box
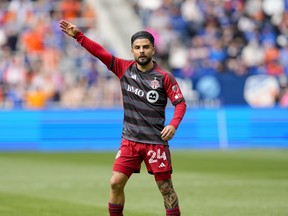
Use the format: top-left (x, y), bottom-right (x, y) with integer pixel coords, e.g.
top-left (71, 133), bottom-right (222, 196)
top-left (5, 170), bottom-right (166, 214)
top-left (59, 20), bottom-right (79, 37)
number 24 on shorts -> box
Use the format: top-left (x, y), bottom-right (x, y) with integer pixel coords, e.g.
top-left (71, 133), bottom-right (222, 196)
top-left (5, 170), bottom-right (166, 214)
top-left (148, 149), bottom-right (167, 164)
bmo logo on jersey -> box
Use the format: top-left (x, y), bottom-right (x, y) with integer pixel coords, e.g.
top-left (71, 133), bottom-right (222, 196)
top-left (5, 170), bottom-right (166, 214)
top-left (147, 90), bottom-right (159, 103)
top-left (127, 85), bottom-right (159, 103)
top-left (127, 84), bottom-right (144, 97)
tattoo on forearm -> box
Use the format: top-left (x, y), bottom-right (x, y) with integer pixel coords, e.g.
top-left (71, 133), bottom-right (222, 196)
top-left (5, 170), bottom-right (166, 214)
top-left (157, 179), bottom-right (179, 209)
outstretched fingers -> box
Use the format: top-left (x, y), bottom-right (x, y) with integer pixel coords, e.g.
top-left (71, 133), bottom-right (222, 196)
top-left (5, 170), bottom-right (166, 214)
top-left (59, 20), bottom-right (70, 31)
top-left (59, 20), bottom-right (78, 37)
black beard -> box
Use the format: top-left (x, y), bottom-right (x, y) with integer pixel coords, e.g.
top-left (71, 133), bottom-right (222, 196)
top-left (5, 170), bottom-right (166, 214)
top-left (136, 56), bottom-right (152, 66)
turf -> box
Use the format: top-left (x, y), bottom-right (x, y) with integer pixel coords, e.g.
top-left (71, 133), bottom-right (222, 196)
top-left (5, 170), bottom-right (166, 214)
top-left (0, 150), bottom-right (288, 216)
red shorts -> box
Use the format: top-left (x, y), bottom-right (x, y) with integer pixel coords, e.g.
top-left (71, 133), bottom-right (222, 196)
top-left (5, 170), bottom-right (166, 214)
top-left (113, 138), bottom-right (173, 181)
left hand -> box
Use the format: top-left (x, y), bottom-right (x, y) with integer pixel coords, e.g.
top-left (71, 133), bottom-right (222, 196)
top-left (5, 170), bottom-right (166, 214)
top-left (161, 125), bottom-right (176, 141)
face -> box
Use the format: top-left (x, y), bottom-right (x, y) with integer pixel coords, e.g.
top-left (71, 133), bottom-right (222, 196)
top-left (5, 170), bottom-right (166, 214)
top-left (131, 38), bottom-right (155, 66)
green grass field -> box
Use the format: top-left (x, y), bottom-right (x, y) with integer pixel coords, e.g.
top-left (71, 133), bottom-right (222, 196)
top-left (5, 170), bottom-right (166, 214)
top-left (0, 150), bottom-right (288, 216)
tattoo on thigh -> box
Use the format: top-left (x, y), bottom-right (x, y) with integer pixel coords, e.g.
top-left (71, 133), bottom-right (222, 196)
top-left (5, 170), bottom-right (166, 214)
top-left (157, 179), bottom-right (179, 209)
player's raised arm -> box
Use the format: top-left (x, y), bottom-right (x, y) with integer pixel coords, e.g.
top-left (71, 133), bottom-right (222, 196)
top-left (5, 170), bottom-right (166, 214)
top-left (59, 20), bottom-right (79, 37)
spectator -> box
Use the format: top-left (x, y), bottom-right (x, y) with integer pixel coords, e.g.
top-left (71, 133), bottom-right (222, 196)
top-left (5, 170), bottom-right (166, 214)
top-left (1, 0), bottom-right (288, 108)
top-left (0, 0), bottom-right (123, 109)
top-left (25, 86), bottom-right (50, 109)
top-left (132, 0), bottom-right (288, 107)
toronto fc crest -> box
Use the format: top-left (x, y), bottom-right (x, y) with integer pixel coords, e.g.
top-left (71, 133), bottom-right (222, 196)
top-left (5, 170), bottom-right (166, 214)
top-left (149, 77), bottom-right (160, 89)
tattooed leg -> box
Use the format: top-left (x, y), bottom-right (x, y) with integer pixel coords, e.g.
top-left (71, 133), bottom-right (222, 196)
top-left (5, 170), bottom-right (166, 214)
top-left (156, 178), bottom-right (179, 209)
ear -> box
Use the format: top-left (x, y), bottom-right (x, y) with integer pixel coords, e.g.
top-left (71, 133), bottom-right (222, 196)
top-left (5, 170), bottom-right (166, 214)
top-left (152, 46), bottom-right (156, 55)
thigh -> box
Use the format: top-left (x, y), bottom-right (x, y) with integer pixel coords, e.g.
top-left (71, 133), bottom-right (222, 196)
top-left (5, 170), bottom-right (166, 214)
top-left (113, 138), bottom-right (143, 177)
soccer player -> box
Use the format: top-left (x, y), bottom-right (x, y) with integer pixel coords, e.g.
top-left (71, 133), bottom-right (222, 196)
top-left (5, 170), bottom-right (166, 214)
top-left (59, 20), bottom-right (186, 216)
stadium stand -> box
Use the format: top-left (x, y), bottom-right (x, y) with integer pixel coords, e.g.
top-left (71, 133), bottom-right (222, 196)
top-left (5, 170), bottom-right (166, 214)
top-left (0, 0), bottom-right (288, 109)
top-left (130, 0), bottom-right (288, 107)
top-left (0, 0), bottom-right (124, 109)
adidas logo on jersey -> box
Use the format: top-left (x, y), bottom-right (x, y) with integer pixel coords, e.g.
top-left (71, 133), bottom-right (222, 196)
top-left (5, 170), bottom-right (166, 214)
top-left (131, 74), bottom-right (137, 80)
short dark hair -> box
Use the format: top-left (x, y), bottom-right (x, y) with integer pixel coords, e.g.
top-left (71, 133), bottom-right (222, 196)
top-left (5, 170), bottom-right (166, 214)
top-left (131, 31), bottom-right (155, 47)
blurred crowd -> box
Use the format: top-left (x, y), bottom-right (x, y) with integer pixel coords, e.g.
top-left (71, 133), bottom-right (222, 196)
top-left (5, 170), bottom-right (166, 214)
top-left (0, 0), bottom-right (122, 109)
top-left (1, 0), bottom-right (288, 109)
top-left (131, 0), bottom-right (288, 76)
top-left (131, 0), bottom-right (288, 107)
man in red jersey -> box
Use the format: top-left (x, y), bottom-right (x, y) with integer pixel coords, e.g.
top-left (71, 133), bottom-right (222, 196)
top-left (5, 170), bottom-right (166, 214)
top-left (59, 20), bottom-right (186, 216)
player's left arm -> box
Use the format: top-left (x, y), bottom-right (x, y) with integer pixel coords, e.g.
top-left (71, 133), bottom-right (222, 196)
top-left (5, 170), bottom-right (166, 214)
top-left (161, 101), bottom-right (186, 141)
top-left (161, 74), bottom-right (186, 141)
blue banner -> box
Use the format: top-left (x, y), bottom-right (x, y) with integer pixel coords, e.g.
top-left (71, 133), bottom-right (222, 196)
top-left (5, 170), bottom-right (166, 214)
top-left (0, 107), bottom-right (287, 151)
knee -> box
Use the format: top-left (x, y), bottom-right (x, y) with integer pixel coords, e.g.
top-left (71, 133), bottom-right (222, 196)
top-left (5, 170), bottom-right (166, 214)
top-left (110, 175), bottom-right (125, 192)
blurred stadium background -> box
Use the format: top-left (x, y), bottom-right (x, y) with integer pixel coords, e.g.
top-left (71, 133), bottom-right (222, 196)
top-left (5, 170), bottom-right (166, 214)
top-left (0, 0), bottom-right (288, 150)
top-left (1, 1), bottom-right (288, 216)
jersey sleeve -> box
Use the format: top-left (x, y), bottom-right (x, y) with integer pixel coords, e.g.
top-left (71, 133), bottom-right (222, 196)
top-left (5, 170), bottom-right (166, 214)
top-left (169, 100), bottom-right (186, 129)
top-left (74, 32), bottom-right (132, 78)
top-left (163, 73), bottom-right (186, 128)
top-left (163, 72), bottom-right (185, 105)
